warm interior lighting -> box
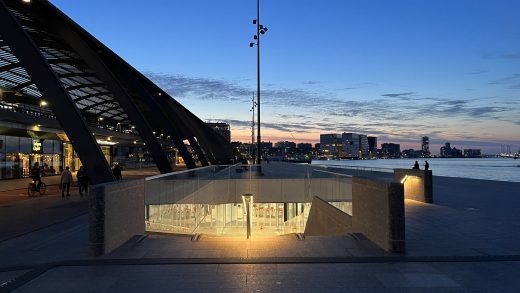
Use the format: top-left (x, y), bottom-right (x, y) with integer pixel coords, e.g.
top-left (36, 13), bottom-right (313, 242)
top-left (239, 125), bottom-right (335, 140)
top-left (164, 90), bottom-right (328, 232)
top-left (96, 139), bottom-right (117, 145)
top-left (241, 194), bottom-right (254, 239)
top-left (22, 0), bottom-right (31, 3)
top-left (98, 117), bottom-right (103, 121)
top-left (400, 175), bottom-right (409, 184)
top-left (40, 100), bottom-right (47, 106)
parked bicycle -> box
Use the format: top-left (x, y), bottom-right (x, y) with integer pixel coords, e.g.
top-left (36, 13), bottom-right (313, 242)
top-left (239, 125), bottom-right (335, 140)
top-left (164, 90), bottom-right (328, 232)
top-left (28, 180), bottom-right (46, 197)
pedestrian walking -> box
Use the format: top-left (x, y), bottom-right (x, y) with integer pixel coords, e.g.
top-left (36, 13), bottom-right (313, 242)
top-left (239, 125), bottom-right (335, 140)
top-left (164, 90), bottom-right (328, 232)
top-left (60, 166), bottom-right (73, 197)
top-left (112, 164), bottom-right (122, 180)
top-left (76, 166), bottom-right (89, 196)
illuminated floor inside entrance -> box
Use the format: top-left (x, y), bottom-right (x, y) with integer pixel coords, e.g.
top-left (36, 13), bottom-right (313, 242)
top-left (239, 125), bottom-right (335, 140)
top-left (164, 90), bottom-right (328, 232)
top-left (145, 202), bottom-right (352, 237)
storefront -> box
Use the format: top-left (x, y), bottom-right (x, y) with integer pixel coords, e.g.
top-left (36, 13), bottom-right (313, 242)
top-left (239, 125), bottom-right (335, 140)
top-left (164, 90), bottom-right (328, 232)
top-left (0, 135), bottom-right (63, 179)
top-left (63, 142), bottom-right (112, 172)
top-left (1, 133), bottom-right (158, 180)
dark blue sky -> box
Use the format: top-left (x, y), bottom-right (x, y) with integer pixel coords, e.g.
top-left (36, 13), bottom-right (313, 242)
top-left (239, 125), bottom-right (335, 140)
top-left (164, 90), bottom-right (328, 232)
top-left (50, 0), bottom-right (520, 153)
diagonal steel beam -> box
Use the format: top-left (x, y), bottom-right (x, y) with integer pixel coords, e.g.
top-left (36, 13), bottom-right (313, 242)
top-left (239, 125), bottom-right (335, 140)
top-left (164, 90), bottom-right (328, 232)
top-left (101, 59), bottom-right (197, 169)
top-left (47, 11), bottom-right (175, 173)
top-left (0, 1), bottom-right (114, 184)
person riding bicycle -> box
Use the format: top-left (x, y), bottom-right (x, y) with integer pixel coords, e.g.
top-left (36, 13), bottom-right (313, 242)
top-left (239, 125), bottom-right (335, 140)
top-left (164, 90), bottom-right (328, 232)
top-left (30, 162), bottom-right (42, 191)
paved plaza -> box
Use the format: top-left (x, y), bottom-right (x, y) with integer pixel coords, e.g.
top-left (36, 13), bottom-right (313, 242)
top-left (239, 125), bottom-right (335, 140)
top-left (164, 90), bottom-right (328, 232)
top-left (1, 168), bottom-right (520, 292)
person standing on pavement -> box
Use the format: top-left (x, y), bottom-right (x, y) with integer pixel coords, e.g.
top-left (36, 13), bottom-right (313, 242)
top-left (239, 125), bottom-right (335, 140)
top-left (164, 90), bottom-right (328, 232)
top-left (112, 164), bottom-right (122, 180)
top-left (76, 166), bottom-right (89, 196)
top-left (60, 166), bottom-right (73, 197)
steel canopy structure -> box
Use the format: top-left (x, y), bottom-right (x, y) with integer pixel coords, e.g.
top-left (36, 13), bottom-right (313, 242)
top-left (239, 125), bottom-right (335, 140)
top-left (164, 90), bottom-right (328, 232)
top-left (0, 0), bottom-right (235, 184)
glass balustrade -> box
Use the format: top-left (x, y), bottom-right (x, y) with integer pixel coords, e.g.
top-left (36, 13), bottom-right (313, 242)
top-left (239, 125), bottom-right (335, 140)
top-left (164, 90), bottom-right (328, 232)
top-left (144, 163), bottom-right (354, 237)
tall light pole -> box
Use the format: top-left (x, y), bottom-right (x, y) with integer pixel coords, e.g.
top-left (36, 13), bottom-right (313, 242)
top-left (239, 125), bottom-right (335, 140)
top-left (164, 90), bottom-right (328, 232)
top-left (250, 92), bottom-right (256, 162)
top-left (250, 0), bottom-right (268, 173)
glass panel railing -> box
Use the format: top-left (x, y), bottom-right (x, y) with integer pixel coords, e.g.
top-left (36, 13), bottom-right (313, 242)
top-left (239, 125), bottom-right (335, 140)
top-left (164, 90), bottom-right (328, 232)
top-left (144, 162), bottom-right (354, 236)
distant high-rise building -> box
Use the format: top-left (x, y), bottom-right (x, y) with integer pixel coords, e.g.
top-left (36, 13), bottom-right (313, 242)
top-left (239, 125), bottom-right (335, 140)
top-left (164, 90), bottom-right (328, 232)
top-left (440, 142), bottom-right (463, 157)
top-left (342, 133), bottom-right (360, 158)
top-left (367, 136), bottom-right (377, 154)
top-left (206, 122), bottom-right (231, 142)
top-left (440, 142), bottom-right (451, 157)
top-left (381, 143), bottom-right (400, 158)
top-left (260, 141), bottom-right (273, 149)
top-left (422, 136), bottom-right (430, 156)
top-left (320, 134), bottom-right (342, 159)
top-left (359, 135), bottom-right (369, 158)
top-left (275, 141), bottom-right (296, 149)
top-left (464, 149), bottom-right (482, 158)
top-left (297, 143), bottom-right (312, 151)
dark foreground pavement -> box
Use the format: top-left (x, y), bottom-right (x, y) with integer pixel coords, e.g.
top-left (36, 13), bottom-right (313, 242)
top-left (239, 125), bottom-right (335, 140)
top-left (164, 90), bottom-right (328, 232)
top-left (1, 167), bottom-right (520, 292)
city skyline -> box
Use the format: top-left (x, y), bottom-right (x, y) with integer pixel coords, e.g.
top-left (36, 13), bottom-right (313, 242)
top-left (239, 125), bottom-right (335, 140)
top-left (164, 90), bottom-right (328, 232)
top-left (50, 0), bottom-right (520, 154)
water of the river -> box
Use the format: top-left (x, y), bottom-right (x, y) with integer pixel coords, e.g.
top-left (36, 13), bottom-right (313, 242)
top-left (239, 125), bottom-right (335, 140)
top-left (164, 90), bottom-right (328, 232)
top-left (312, 158), bottom-right (520, 182)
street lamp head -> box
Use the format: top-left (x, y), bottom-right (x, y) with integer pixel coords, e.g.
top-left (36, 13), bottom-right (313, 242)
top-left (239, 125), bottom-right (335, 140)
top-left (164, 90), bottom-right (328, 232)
top-left (259, 25), bottom-right (263, 29)
top-left (260, 30), bottom-right (265, 35)
top-left (253, 19), bottom-right (257, 24)
top-left (249, 42), bottom-right (254, 47)
top-left (254, 35), bottom-right (258, 40)
top-left (263, 27), bottom-right (268, 32)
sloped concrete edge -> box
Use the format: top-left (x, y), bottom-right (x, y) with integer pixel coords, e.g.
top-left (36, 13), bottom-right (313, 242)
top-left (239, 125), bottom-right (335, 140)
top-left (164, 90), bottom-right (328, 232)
top-left (304, 196), bottom-right (352, 236)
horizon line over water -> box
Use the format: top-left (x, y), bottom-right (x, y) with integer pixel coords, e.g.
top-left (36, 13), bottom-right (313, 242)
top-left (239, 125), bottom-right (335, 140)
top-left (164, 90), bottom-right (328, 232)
top-left (312, 158), bottom-right (520, 183)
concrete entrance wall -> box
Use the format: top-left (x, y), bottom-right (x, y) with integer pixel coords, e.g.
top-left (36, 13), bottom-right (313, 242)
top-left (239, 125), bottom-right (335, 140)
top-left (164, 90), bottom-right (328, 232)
top-left (89, 179), bottom-right (145, 256)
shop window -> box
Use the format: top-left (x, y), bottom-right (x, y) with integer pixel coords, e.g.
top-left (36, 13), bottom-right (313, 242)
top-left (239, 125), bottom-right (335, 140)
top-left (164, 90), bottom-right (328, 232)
top-left (43, 139), bottom-right (53, 154)
top-left (5, 136), bottom-right (19, 153)
top-left (53, 140), bottom-right (62, 154)
top-left (0, 135), bottom-right (5, 152)
top-left (20, 137), bottom-right (32, 153)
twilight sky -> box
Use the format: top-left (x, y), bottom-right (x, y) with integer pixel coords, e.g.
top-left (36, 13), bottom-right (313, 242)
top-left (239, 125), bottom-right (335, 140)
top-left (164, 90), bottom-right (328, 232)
top-left (50, 0), bottom-right (520, 154)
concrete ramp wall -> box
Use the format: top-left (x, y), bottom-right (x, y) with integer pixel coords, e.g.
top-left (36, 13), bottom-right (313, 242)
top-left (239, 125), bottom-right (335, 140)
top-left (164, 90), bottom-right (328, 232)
top-left (90, 179), bottom-right (145, 256)
top-left (304, 196), bottom-right (352, 236)
top-left (304, 177), bottom-right (405, 253)
top-left (352, 177), bottom-right (405, 253)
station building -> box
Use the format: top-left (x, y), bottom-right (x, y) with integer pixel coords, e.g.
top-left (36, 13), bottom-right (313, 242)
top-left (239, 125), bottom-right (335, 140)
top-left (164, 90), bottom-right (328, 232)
top-left (0, 0), bottom-right (235, 182)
